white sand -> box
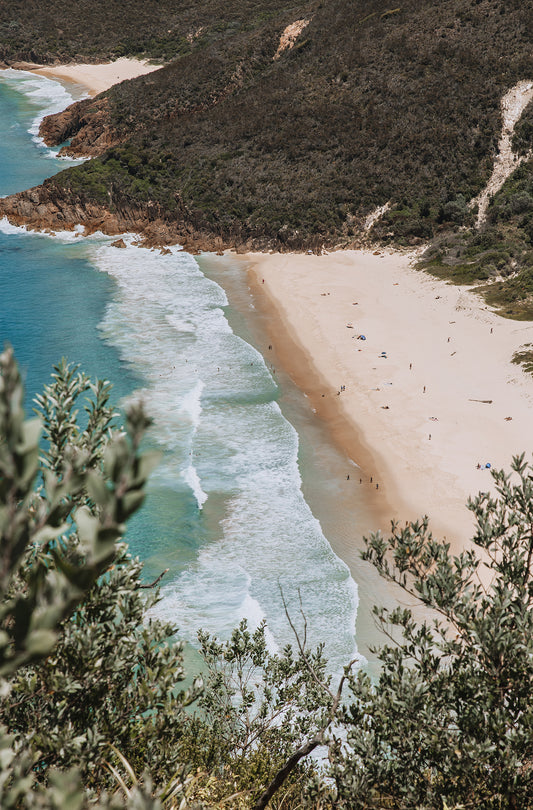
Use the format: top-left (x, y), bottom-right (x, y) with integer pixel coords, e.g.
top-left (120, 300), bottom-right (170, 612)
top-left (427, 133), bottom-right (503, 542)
top-left (247, 250), bottom-right (533, 551)
top-left (32, 57), bottom-right (161, 96)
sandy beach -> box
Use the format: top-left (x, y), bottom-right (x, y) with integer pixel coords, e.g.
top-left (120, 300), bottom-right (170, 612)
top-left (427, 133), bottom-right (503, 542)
top-left (31, 57), bottom-right (161, 96)
top-left (245, 249), bottom-right (533, 554)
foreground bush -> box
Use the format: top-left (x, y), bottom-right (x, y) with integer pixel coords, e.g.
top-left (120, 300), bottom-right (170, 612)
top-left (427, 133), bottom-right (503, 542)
top-left (2, 347), bottom-right (533, 808)
top-left (0, 347), bottom-right (195, 808)
top-left (331, 456), bottom-right (533, 809)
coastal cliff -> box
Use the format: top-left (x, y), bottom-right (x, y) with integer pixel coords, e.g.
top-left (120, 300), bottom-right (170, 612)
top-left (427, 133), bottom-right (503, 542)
top-left (1, 0), bottom-right (533, 302)
top-left (0, 182), bottom-right (239, 252)
top-left (39, 97), bottom-right (121, 157)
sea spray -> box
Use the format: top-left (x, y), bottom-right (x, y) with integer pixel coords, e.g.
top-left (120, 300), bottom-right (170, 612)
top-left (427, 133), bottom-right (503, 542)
top-left (0, 70), bottom-right (362, 676)
top-left (0, 68), bottom-right (86, 159)
top-left (91, 239), bottom-right (361, 672)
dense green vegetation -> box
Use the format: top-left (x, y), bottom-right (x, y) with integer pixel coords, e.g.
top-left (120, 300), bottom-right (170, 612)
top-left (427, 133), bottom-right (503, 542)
top-left (0, 350), bottom-right (328, 808)
top-left (0, 0), bottom-right (304, 64)
top-left (2, 0), bottom-right (532, 255)
top-left (418, 158), bottom-right (533, 320)
top-left (3, 351), bottom-right (533, 808)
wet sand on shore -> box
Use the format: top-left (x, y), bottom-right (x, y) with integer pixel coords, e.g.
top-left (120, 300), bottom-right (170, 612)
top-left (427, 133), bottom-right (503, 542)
top-left (242, 249), bottom-right (533, 558)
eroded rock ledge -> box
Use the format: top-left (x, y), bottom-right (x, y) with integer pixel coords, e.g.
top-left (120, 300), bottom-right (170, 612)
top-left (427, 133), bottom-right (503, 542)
top-left (0, 183), bottom-right (256, 253)
top-left (39, 96), bottom-right (121, 157)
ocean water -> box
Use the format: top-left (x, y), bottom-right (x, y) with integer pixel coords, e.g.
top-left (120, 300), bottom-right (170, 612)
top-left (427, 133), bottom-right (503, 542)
top-left (0, 70), bottom-right (361, 673)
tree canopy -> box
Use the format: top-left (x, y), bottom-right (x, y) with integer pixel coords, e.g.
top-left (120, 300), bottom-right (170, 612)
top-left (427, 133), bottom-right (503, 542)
top-left (1, 348), bottom-right (533, 808)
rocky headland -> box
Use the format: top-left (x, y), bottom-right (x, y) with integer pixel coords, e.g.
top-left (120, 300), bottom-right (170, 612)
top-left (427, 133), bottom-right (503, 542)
top-left (39, 96), bottom-right (121, 158)
top-left (1, 0), bottom-right (533, 305)
top-left (0, 182), bottom-right (237, 252)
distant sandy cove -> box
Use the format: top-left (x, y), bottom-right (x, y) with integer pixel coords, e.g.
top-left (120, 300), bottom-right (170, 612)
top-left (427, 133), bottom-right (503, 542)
top-left (31, 57), bottom-right (161, 95)
top-left (245, 249), bottom-right (533, 553)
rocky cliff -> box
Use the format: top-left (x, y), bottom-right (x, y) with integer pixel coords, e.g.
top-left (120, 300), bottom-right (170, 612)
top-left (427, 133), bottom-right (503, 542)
top-left (39, 96), bottom-right (121, 157)
top-left (0, 183), bottom-right (242, 252)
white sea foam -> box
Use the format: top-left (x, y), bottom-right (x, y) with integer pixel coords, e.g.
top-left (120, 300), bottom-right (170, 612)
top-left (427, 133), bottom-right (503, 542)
top-left (180, 380), bottom-right (204, 431)
top-left (89, 240), bottom-right (361, 674)
top-left (1, 70), bottom-right (360, 672)
top-left (0, 216), bottom-right (107, 242)
top-left (0, 69), bottom-right (87, 159)
top-left (154, 548), bottom-right (279, 653)
top-left (0, 217), bottom-right (28, 235)
top-left (182, 464), bottom-right (208, 509)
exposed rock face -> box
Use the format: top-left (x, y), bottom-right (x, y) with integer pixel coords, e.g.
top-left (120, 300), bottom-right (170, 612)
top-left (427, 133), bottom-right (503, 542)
top-left (39, 96), bottom-right (122, 157)
top-left (0, 182), bottom-right (237, 252)
top-left (273, 19), bottom-right (310, 60)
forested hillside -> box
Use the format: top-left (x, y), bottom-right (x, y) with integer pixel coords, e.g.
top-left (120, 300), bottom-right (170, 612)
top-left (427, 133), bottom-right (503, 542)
top-left (0, 0), bottom-right (302, 64)
top-left (1, 1), bottom-right (533, 286)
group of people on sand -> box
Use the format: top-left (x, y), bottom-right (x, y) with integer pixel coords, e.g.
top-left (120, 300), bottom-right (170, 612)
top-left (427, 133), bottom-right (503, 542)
top-left (346, 473), bottom-right (379, 490)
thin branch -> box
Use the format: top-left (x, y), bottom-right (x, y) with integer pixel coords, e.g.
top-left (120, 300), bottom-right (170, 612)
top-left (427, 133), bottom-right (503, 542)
top-left (138, 568), bottom-right (169, 589)
top-left (253, 660), bottom-right (355, 810)
top-left (297, 588), bottom-right (308, 651)
top-left (257, 585), bottom-right (357, 810)
top-left (252, 732), bottom-right (324, 810)
top-left (279, 584), bottom-right (335, 701)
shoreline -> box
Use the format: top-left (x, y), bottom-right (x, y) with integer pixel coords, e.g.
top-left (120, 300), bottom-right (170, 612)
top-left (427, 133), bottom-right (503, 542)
top-left (6, 57), bottom-right (161, 96)
top-left (242, 249), bottom-right (533, 555)
top-left (198, 252), bottom-right (408, 667)
top-left (4, 61), bottom-right (533, 552)
top-left (244, 257), bottom-right (393, 537)
top-left (3, 58), bottom-right (533, 626)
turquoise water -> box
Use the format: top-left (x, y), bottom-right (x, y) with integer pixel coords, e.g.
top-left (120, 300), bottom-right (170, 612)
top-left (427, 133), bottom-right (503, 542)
top-left (0, 70), bottom-right (137, 401)
top-left (0, 70), bottom-right (361, 672)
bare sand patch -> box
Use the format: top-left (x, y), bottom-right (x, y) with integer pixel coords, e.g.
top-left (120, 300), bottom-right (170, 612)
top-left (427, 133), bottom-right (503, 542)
top-left (472, 80), bottom-right (533, 226)
top-left (32, 57), bottom-right (161, 96)
top-left (245, 249), bottom-right (533, 555)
